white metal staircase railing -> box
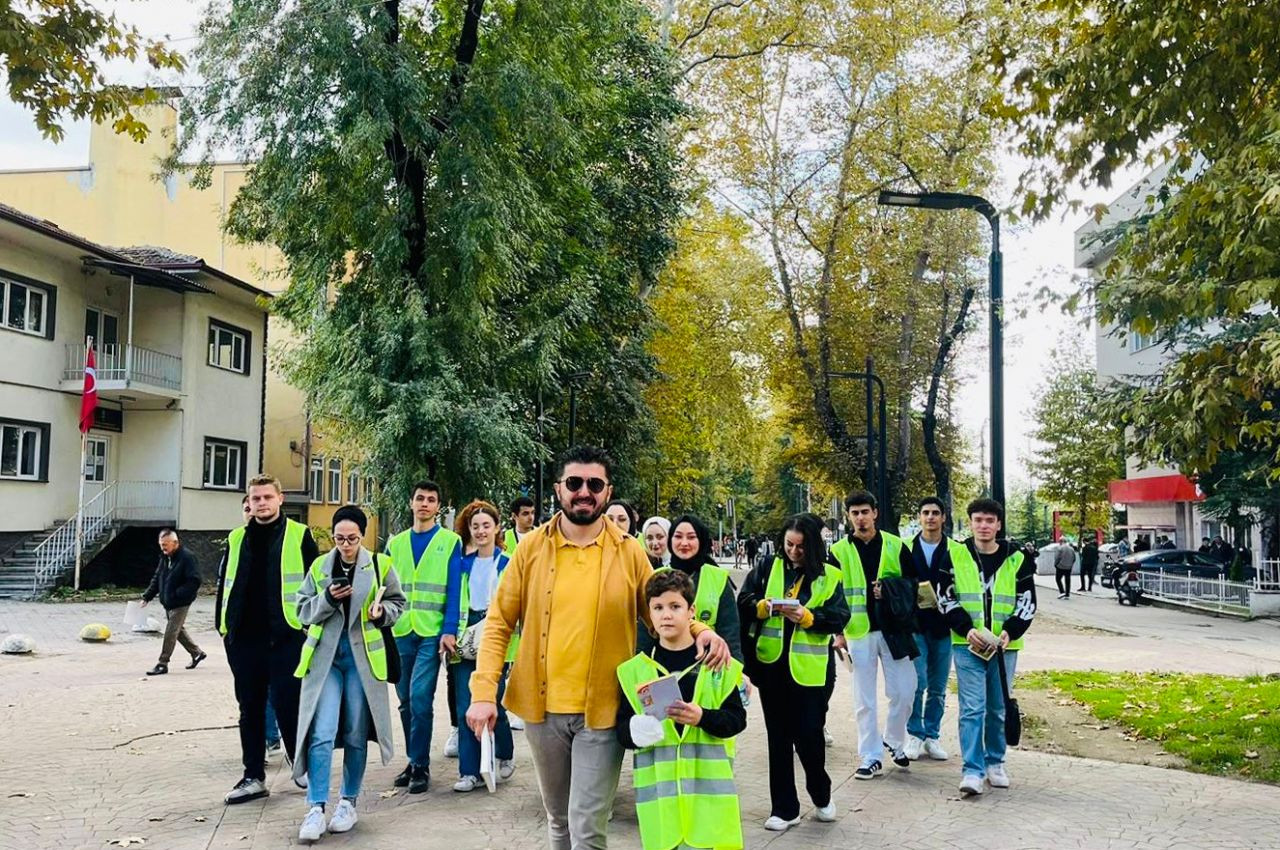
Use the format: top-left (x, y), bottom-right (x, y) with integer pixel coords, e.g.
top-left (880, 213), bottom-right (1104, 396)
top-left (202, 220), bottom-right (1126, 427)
top-left (25, 481), bottom-right (178, 596)
top-left (30, 484), bottom-right (117, 596)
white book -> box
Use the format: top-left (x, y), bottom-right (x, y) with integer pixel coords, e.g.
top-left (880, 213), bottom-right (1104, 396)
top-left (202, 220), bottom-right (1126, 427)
top-left (479, 727), bottom-right (497, 793)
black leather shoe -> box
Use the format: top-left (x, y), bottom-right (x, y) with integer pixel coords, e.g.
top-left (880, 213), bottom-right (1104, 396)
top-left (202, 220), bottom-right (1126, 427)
top-left (146, 664), bottom-right (168, 676)
top-left (187, 651), bottom-right (208, 669)
top-left (408, 765), bottom-right (430, 794)
top-left (393, 763), bottom-right (413, 788)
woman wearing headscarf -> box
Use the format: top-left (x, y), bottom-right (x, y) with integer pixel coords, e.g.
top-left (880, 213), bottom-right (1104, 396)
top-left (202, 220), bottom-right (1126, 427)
top-left (738, 513), bottom-right (849, 833)
top-left (605, 499), bottom-right (641, 537)
top-left (638, 514), bottom-right (742, 662)
top-left (293, 505), bottom-right (406, 841)
top-left (641, 516), bottom-right (671, 568)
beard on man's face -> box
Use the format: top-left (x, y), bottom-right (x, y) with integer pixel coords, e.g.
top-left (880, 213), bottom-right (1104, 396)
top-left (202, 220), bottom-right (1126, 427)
top-left (561, 493), bottom-right (605, 526)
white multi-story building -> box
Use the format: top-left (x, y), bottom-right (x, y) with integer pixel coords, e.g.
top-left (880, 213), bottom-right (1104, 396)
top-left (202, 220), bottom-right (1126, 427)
top-left (0, 201), bottom-right (271, 596)
top-left (1075, 166), bottom-right (1258, 554)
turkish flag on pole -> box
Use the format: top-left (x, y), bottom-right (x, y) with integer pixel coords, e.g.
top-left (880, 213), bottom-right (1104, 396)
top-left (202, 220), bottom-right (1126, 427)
top-left (79, 343), bottom-right (98, 434)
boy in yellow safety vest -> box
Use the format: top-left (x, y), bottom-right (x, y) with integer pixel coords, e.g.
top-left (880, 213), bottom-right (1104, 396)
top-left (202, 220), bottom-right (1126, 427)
top-left (617, 569), bottom-right (747, 850)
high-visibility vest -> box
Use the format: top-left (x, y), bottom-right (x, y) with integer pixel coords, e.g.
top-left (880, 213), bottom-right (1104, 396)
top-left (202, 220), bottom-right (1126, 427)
top-left (218, 518), bottom-right (307, 635)
top-left (387, 526), bottom-right (460, 638)
top-left (829, 532), bottom-right (905, 639)
top-left (653, 563), bottom-right (730, 627)
top-left (455, 550), bottom-right (519, 664)
top-left (503, 528), bottom-right (521, 555)
top-left (616, 653), bottom-right (743, 850)
top-left (293, 552), bottom-right (390, 681)
top-left (951, 545), bottom-right (1026, 650)
top-left (754, 558), bottom-right (843, 686)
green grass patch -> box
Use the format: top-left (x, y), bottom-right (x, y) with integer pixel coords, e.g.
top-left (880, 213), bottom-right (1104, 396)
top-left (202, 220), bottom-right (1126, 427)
top-left (1021, 670), bottom-right (1280, 783)
top-left (46, 584), bottom-right (147, 603)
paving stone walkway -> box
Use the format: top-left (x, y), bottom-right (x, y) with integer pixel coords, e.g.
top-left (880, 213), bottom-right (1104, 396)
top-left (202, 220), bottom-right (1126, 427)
top-left (2, 597), bottom-right (1278, 850)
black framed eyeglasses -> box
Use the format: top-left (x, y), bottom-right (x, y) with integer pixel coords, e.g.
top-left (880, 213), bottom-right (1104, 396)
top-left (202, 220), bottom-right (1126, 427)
top-left (559, 476), bottom-right (609, 494)
top-left (333, 534), bottom-right (362, 544)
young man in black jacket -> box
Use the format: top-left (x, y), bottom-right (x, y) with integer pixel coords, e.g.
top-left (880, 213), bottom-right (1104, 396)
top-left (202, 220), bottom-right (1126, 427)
top-left (215, 474), bottom-right (320, 805)
top-left (141, 529), bottom-right (205, 676)
top-left (938, 498), bottom-right (1036, 797)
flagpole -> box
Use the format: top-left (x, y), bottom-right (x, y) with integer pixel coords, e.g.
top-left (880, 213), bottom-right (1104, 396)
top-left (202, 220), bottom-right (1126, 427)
top-left (74, 335), bottom-right (92, 592)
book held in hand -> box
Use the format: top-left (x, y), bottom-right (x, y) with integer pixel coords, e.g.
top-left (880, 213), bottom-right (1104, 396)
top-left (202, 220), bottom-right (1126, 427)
top-left (636, 674), bottom-right (684, 721)
top-left (915, 581), bottom-right (938, 610)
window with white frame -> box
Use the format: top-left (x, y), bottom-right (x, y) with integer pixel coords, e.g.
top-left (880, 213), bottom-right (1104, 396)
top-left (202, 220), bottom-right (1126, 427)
top-left (363, 476), bottom-right (374, 505)
top-left (203, 438), bottom-right (245, 490)
top-left (327, 458), bottom-right (342, 504)
top-left (207, 319), bottom-right (251, 374)
top-left (0, 419), bottom-right (47, 481)
top-left (1128, 324), bottom-right (1158, 353)
top-left (1, 275), bottom-right (51, 337)
top-left (347, 471), bottom-right (360, 504)
top-left (84, 437), bottom-right (109, 483)
top-left (310, 456), bottom-right (324, 503)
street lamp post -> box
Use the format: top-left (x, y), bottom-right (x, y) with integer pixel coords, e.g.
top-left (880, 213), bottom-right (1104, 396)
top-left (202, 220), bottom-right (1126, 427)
top-left (827, 359), bottom-right (889, 526)
top-left (565, 370), bottom-right (590, 448)
top-left (877, 190), bottom-right (1005, 507)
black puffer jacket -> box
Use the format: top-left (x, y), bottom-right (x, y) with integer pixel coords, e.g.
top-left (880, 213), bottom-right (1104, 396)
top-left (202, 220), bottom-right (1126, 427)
top-left (144, 547), bottom-right (202, 609)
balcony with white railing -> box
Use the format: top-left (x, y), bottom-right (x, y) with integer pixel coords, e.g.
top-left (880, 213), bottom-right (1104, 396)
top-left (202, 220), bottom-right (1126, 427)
top-left (61, 342), bottom-right (183, 397)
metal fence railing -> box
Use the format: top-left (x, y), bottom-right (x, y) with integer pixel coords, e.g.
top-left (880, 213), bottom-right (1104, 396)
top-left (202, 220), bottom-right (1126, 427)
top-left (114, 480), bottom-right (179, 522)
top-left (30, 484), bottom-right (116, 596)
top-left (1256, 560), bottom-right (1280, 593)
top-left (64, 342), bottom-right (183, 391)
top-left (1140, 570), bottom-right (1253, 616)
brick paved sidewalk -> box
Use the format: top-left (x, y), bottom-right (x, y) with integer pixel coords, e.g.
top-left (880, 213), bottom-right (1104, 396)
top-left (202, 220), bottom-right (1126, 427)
top-left (2, 598), bottom-right (1278, 850)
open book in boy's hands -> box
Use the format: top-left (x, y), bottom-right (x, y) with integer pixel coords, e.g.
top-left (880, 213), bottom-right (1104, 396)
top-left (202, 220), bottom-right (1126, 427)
top-left (636, 674), bottom-right (683, 721)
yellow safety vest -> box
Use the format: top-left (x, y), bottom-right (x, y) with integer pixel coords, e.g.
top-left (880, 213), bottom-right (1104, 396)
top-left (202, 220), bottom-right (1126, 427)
top-left (387, 526), bottom-right (460, 638)
top-left (616, 653), bottom-right (744, 850)
top-left (293, 552), bottom-right (391, 680)
top-left (829, 532), bottom-right (904, 639)
top-left (754, 559), bottom-right (842, 686)
top-left (454, 550), bottom-right (520, 664)
top-left (219, 518), bottom-right (307, 635)
top-left (653, 564), bottom-right (730, 627)
top-left (951, 545), bottom-right (1026, 650)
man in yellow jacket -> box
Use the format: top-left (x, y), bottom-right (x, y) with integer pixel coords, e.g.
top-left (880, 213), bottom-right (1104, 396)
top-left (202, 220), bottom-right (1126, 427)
top-left (467, 445), bottom-right (732, 850)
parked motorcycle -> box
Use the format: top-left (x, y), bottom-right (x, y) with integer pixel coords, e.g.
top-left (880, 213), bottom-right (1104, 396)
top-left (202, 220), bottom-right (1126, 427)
top-left (1113, 565), bottom-right (1143, 605)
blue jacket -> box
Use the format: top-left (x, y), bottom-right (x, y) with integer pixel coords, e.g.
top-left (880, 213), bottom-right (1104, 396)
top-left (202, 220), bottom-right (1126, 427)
top-left (444, 549), bottom-right (510, 635)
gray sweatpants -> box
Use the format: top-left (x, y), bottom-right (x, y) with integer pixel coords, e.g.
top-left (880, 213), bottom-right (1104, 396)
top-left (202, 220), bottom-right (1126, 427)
top-left (523, 713), bottom-right (624, 850)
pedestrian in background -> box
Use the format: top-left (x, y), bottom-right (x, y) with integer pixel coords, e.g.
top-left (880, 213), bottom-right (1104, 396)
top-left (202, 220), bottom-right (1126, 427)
top-left (293, 505), bottom-right (406, 840)
top-left (504, 496), bottom-right (537, 554)
top-left (141, 529), bottom-right (205, 676)
top-left (641, 514), bottom-right (742, 661)
top-left (1054, 539), bottom-right (1075, 599)
top-left (605, 499), bottom-right (641, 537)
top-left (904, 497), bottom-right (955, 762)
top-left (1079, 537), bottom-right (1099, 592)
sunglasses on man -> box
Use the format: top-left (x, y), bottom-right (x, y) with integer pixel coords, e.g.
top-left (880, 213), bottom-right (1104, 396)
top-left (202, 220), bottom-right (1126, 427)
top-left (559, 476), bottom-right (609, 495)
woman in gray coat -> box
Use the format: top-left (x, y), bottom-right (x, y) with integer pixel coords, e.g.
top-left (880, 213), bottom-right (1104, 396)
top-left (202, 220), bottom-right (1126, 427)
top-left (292, 505), bottom-right (405, 842)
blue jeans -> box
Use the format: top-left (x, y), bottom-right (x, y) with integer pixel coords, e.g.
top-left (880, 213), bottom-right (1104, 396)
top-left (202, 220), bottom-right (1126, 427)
top-left (907, 632), bottom-right (953, 741)
top-left (453, 657), bottom-right (514, 778)
top-left (395, 633), bottom-right (442, 768)
top-left (953, 648), bottom-right (1019, 778)
top-left (264, 696), bottom-right (281, 748)
top-left (307, 632), bottom-right (370, 805)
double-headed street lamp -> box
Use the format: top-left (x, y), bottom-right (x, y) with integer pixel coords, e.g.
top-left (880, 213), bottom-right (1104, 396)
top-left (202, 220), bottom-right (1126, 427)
top-left (877, 190), bottom-right (1005, 507)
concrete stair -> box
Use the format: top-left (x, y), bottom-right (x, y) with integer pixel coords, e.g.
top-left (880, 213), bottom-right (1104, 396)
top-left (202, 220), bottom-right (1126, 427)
top-left (0, 523), bottom-right (120, 599)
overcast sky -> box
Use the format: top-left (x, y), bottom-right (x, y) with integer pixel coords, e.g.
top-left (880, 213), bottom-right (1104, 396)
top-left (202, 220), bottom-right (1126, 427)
top-left (0, 1), bottom-right (1139, 487)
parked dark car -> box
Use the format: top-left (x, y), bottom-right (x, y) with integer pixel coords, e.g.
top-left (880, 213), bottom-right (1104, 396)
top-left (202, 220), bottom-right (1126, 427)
top-left (1118, 549), bottom-right (1254, 580)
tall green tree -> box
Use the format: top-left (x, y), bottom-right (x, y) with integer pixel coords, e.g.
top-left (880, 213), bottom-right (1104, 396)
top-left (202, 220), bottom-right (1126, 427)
top-left (1029, 364), bottom-right (1125, 538)
top-left (688, 0), bottom-right (1002, 526)
top-left (996, 0), bottom-right (1280, 476)
top-left (174, 1), bottom-right (685, 506)
top-left (1, 0), bottom-right (184, 140)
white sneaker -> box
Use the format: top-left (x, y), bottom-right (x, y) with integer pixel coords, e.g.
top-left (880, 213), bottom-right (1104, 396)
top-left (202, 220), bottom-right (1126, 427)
top-left (823, 726), bottom-right (834, 747)
top-left (445, 727), bottom-right (459, 758)
top-left (327, 798), bottom-right (358, 833)
top-left (764, 815), bottom-right (802, 832)
top-left (904, 735), bottom-right (924, 760)
top-left (814, 803), bottom-right (837, 822)
top-left (959, 775), bottom-right (985, 797)
top-left (265, 740), bottom-right (283, 758)
top-left (498, 758), bottom-right (516, 781)
top-left (987, 763), bottom-right (1010, 788)
top-left (923, 739), bottom-right (949, 760)
top-left (453, 775), bottom-right (483, 792)
top-left (509, 713), bottom-right (525, 731)
top-left (298, 806), bottom-right (326, 842)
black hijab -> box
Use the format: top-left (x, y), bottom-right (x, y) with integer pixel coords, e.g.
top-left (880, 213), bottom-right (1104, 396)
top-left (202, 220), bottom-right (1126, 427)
top-left (668, 514), bottom-right (714, 574)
